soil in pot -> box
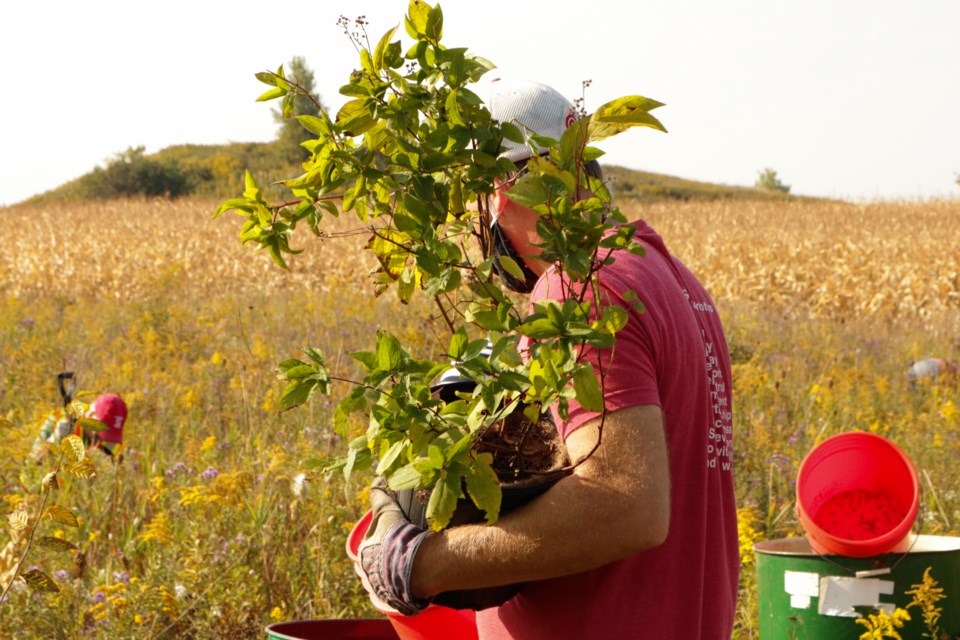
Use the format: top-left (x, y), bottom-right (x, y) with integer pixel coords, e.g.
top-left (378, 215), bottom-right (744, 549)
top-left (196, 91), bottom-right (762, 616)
top-left (391, 401), bottom-right (571, 611)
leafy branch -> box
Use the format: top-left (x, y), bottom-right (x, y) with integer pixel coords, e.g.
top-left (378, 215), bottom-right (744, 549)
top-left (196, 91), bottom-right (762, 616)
top-left (216, 0), bottom-right (666, 530)
top-left (1, 427), bottom-right (97, 603)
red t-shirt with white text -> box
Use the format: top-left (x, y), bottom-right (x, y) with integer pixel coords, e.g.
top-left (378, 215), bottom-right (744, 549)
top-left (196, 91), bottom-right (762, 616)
top-left (476, 221), bottom-right (739, 639)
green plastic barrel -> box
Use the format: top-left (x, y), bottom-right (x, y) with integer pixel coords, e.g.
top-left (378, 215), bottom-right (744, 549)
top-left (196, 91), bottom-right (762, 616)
top-left (756, 536), bottom-right (960, 639)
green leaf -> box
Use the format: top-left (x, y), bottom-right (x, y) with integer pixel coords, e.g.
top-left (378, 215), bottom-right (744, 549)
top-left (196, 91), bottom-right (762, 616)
top-left (499, 122), bottom-right (525, 144)
top-left (518, 316), bottom-right (560, 340)
top-left (303, 346), bottom-right (326, 366)
top-left (387, 463), bottom-right (425, 490)
top-left (376, 332), bottom-right (404, 371)
top-left (448, 327), bottom-right (468, 359)
top-left (464, 457), bottom-right (502, 524)
top-left (588, 95), bottom-right (667, 142)
top-left (425, 4), bottom-right (443, 43)
top-left (405, 0), bottom-right (431, 38)
top-left (376, 440), bottom-right (406, 475)
top-left (256, 87), bottom-right (286, 102)
top-left (428, 445), bottom-right (445, 468)
top-left (368, 230), bottom-right (411, 280)
top-left (279, 364), bottom-right (316, 380)
top-left (426, 470), bottom-right (462, 531)
top-left (373, 25), bottom-right (399, 71)
top-left (37, 536), bottom-right (78, 552)
top-left (255, 71), bottom-right (279, 86)
top-left (495, 255), bottom-right (527, 282)
top-left (422, 268), bottom-right (461, 297)
top-left (296, 114), bottom-right (332, 138)
top-left (462, 338), bottom-right (491, 361)
top-left (398, 266), bottom-right (416, 303)
top-left (213, 198), bottom-right (254, 219)
top-left (336, 99), bottom-right (377, 136)
top-left (572, 366), bottom-right (604, 412)
top-left (280, 379), bottom-right (314, 411)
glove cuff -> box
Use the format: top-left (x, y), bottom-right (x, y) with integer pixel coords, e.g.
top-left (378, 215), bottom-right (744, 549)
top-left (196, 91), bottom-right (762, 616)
top-left (380, 521), bottom-right (432, 615)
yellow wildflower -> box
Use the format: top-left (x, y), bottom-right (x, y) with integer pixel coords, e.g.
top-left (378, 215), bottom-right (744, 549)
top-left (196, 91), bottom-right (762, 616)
top-left (940, 400), bottom-right (958, 423)
top-left (906, 567), bottom-right (946, 638)
top-left (181, 388), bottom-right (199, 410)
top-left (201, 435), bottom-right (217, 453)
top-left (270, 606), bottom-right (285, 622)
top-left (138, 512), bottom-right (172, 545)
top-left (737, 507), bottom-right (764, 566)
top-left (855, 607), bottom-right (910, 640)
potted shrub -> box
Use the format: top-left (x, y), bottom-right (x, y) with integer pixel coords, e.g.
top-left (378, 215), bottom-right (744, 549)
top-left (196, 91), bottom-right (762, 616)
top-left (216, 0), bottom-right (665, 531)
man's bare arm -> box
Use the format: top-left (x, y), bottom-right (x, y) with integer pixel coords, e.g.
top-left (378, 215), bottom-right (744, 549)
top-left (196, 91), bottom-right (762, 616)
top-left (410, 403), bottom-right (670, 598)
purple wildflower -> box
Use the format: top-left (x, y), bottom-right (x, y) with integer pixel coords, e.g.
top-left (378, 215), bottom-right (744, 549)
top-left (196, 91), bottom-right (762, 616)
top-left (767, 454), bottom-right (792, 474)
top-left (54, 569), bottom-right (69, 581)
top-left (199, 466), bottom-right (219, 480)
top-left (93, 591), bottom-right (106, 604)
top-left (165, 461), bottom-right (190, 477)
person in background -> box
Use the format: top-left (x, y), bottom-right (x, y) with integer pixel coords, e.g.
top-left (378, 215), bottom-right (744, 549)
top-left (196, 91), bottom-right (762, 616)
top-left (30, 393), bottom-right (128, 459)
top-left (906, 357), bottom-right (958, 389)
top-left (4, 393), bottom-right (128, 591)
top-left (355, 78), bottom-right (739, 639)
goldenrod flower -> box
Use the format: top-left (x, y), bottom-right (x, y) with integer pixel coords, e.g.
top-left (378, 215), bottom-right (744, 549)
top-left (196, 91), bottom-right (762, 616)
top-left (138, 512), bottom-right (172, 545)
top-left (201, 435), bottom-right (217, 453)
top-left (855, 608), bottom-right (910, 640)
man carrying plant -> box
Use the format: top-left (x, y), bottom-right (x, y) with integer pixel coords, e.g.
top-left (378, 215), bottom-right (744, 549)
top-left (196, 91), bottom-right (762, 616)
top-left (357, 78), bottom-right (739, 639)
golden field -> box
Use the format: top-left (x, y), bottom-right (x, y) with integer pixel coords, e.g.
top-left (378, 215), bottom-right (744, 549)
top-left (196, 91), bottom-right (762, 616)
top-left (1, 195), bottom-right (959, 638)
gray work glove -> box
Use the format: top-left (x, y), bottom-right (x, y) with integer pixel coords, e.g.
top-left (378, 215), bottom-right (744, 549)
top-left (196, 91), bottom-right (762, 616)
top-left (355, 483), bottom-right (432, 616)
top-left (393, 487), bottom-right (522, 611)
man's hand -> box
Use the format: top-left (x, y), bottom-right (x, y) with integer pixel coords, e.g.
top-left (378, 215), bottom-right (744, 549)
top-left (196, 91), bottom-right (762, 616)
top-left (354, 483), bottom-right (431, 616)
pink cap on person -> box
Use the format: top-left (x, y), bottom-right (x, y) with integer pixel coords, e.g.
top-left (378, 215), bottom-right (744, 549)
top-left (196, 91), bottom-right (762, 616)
top-left (90, 394), bottom-right (127, 443)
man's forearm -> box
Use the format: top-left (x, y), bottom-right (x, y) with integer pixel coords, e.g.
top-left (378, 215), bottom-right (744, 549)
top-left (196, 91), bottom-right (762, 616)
top-left (411, 404), bottom-right (671, 598)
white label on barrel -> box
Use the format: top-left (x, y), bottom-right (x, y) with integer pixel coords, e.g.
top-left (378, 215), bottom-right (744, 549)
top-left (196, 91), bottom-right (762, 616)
top-left (818, 576), bottom-right (895, 617)
top-left (784, 571), bottom-right (820, 609)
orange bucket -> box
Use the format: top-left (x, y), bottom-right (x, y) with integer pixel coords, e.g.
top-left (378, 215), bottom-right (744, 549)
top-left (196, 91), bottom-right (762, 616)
top-left (796, 432), bottom-right (920, 557)
top-left (346, 510), bottom-right (478, 640)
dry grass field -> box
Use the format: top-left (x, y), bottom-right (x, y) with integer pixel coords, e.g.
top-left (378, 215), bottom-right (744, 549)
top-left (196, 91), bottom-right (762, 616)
top-left (1, 195), bottom-right (958, 638)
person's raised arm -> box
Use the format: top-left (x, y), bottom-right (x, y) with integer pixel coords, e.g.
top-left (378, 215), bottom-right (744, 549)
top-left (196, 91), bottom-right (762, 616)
top-left (411, 403), bottom-right (671, 598)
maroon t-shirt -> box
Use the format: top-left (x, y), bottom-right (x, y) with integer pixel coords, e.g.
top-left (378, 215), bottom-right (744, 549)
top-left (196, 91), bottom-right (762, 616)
top-left (476, 221), bottom-right (739, 639)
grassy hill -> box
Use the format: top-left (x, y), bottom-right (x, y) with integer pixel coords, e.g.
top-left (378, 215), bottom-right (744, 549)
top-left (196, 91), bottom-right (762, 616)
top-left (23, 141), bottom-right (793, 205)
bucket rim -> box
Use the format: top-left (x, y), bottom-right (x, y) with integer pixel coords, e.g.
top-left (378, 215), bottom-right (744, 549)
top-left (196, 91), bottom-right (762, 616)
top-left (265, 618), bottom-right (397, 640)
top-left (796, 430), bottom-right (920, 557)
top-left (755, 534), bottom-right (960, 556)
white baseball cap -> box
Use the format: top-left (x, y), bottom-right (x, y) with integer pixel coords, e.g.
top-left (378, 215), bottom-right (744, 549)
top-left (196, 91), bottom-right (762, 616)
top-left (479, 77), bottom-right (579, 162)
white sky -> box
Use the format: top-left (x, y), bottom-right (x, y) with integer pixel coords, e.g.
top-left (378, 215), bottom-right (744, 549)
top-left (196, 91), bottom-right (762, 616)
top-left (2, 0), bottom-right (958, 206)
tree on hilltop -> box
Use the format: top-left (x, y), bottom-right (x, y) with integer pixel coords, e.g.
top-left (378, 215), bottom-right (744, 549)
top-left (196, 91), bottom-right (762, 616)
top-left (755, 167), bottom-right (790, 194)
top-left (272, 56), bottom-right (327, 163)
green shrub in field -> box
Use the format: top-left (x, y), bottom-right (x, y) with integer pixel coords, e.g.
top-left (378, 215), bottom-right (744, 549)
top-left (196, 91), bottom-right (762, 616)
top-left (73, 147), bottom-right (195, 199)
top-left (755, 167), bottom-right (790, 194)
